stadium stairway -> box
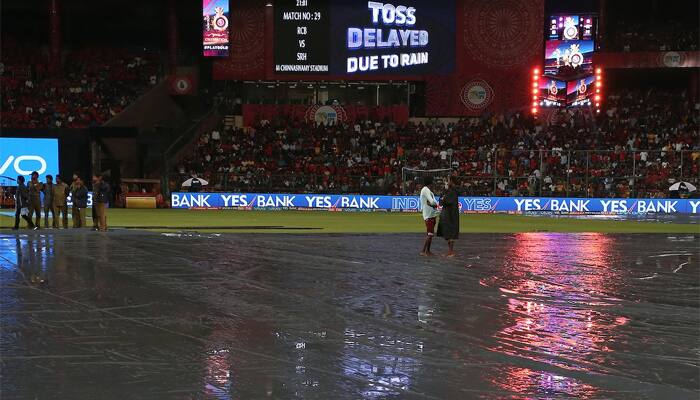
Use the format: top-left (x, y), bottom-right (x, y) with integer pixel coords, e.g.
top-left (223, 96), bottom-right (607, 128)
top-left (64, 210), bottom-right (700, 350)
top-left (91, 77), bottom-right (216, 183)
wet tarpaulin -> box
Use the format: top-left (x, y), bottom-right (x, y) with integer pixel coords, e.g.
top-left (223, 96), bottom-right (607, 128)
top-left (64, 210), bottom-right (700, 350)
top-left (0, 232), bottom-right (698, 399)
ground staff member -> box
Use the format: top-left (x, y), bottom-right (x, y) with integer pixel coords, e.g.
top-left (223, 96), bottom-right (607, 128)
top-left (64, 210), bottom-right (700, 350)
top-left (70, 173), bottom-right (82, 227)
top-left (28, 171), bottom-right (43, 229)
top-left (52, 175), bottom-right (69, 228)
top-left (419, 176), bottom-right (440, 256)
top-left (93, 174), bottom-right (110, 231)
top-left (72, 177), bottom-right (88, 228)
top-left (12, 176), bottom-right (34, 230)
top-left (437, 177), bottom-right (460, 257)
top-left (42, 175), bottom-right (55, 228)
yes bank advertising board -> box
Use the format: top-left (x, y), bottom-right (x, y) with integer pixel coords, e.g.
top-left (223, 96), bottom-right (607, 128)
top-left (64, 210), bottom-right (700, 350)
top-left (0, 138), bottom-right (59, 186)
top-left (171, 193), bottom-right (700, 214)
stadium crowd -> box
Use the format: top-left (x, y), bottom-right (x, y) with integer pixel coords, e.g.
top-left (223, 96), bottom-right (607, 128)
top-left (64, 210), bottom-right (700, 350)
top-left (605, 19), bottom-right (699, 52)
top-left (0, 40), bottom-right (160, 129)
top-left (176, 89), bottom-right (699, 198)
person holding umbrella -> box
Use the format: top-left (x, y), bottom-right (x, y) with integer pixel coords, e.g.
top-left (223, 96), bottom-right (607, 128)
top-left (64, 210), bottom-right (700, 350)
top-left (669, 181), bottom-right (698, 199)
top-left (437, 177), bottom-right (460, 257)
top-left (182, 175), bottom-right (208, 193)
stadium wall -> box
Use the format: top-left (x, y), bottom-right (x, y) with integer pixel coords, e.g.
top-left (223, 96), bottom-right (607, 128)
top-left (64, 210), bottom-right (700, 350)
top-left (213, 0), bottom-right (544, 116)
top-left (170, 193), bottom-right (700, 214)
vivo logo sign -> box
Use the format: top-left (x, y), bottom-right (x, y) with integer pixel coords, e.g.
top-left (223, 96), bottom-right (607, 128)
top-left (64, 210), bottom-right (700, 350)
top-left (0, 138), bottom-right (59, 186)
top-left (0, 155), bottom-right (48, 175)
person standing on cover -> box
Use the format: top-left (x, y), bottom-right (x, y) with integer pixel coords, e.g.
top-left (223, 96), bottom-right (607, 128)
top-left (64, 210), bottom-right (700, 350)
top-left (93, 174), bottom-right (110, 231)
top-left (419, 176), bottom-right (440, 256)
top-left (70, 173), bottom-right (81, 227)
top-left (27, 171), bottom-right (43, 230)
top-left (52, 175), bottom-right (69, 229)
top-left (437, 177), bottom-right (460, 257)
top-left (72, 177), bottom-right (88, 228)
top-left (12, 176), bottom-right (34, 230)
top-left (42, 175), bottom-right (55, 228)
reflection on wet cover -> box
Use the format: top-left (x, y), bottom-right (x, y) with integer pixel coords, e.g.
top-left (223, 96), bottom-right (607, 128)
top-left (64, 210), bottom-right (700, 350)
top-left (0, 232), bottom-right (697, 399)
top-left (484, 233), bottom-right (635, 398)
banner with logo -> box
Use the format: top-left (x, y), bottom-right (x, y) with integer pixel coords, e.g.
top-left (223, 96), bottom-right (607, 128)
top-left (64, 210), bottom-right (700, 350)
top-left (203, 0), bottom-right (230, 57)
top-left (168, 73), bottom-right (198, 96)
top-left (171, 193), bottom-right (700, 214)
top-left (241, 104), bottom-right (409, 127)
top-left (0, 138), bottom-right (59, 187)
top-left (594, 51), bottom-right (700, 69)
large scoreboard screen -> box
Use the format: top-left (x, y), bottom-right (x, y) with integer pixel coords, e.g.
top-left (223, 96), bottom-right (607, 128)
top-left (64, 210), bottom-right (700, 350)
top-left (548, 15), bottom-right (596, 41)
top-left (535, 13), bottom-right (599, 109)
top-left (544, 39), bottom-right (594, 76)
top-left (274, 0), bottom-right (330, 73)
top-left (274, 0), bottom-right (455, 75)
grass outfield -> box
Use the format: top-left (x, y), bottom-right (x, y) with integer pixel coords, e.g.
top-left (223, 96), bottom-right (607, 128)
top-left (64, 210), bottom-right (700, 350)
top-left (1, 209), bottom-right (699, 233)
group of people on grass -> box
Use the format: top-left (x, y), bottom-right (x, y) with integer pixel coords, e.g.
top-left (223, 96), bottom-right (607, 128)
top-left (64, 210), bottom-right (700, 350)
top-left (12, 172), bottom-right (110, 232)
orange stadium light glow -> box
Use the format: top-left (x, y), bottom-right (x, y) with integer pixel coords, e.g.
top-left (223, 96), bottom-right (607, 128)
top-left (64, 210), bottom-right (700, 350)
top-left (531, 107), bottom-right (538, 114)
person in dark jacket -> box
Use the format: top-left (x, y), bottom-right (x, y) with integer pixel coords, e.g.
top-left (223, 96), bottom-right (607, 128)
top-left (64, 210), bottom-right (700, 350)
top-left (42, 175), bottom-right (55, 228)
top-left (72, 177), bottom-right (89, 228)
top-left (27, 171), bottom-right (43, 229)
top-left (93, 174), bottom-right (110, 231)
top-left (13, 176), bottom-right (35, 230)
top-left (437, 177), bottom-right (460, 257)
top-left (188, 176), bottom-right (202, 193)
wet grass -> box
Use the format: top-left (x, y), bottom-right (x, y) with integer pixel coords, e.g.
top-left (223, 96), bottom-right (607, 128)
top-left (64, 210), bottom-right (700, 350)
top-left (3, 209), bottom-right (698, 233)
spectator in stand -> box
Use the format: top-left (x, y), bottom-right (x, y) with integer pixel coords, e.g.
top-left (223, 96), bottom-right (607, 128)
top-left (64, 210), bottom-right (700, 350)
top-left (1, 42), bottom-right (160, 129)
top-left (174, 88), bottom-right (696, 198)
top-left (605, 19), bottom-right (699, 52)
